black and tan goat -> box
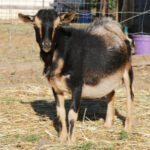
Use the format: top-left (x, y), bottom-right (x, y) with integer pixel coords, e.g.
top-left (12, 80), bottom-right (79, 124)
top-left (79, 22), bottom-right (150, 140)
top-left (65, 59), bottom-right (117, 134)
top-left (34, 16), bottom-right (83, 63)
top-left (18, 10), bottom-right (134, 143)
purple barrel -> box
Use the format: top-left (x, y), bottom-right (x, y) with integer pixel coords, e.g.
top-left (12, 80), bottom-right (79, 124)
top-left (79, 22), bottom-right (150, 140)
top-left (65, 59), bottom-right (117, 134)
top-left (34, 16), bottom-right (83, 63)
top-left (132, 34), bottom-right (150, 55)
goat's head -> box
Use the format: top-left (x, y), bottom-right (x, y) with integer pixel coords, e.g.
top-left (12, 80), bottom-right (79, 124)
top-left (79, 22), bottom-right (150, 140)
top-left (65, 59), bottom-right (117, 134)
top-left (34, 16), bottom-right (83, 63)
top-left (18, 9), bottom-right (76, 53)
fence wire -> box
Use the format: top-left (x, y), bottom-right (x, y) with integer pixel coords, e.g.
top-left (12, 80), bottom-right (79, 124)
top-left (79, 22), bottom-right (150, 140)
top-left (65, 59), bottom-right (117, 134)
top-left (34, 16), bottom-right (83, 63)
top-left (0, 0), bottom-right (150, 66)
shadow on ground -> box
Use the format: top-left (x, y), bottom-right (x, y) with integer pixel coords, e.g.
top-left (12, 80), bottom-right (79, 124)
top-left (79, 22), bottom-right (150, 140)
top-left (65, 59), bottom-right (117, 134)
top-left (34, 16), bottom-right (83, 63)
top-left (21, 98), bottom-right (125, 133)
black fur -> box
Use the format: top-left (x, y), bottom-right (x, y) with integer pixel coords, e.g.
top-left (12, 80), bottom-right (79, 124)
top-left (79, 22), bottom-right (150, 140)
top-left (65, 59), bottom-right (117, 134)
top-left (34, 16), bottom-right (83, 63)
top-left (69, 120), bottom-right (74, 138)
top-left (33, 10), bottom-right (58, 75)
top-left (33, 10), bottom-right (129, 87)
top-left (51, 27), bottom-right (128, 87)
top-left (21, 9), bottom-right (133, 141)
top-left (129, 67), bottom-right (134, 100)
top-left (125, 39), bottom-right (132, 57)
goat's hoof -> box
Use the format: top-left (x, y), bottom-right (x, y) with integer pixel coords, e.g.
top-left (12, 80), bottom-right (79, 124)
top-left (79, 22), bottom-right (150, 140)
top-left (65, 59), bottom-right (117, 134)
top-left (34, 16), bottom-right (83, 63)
top-left (103, 124), bottom-right (112, 129)
top-left (59, 133), bottom-right (68, 143)
top-left (103, 124), bottom-right (112, 128)
top-left (103, 121), bottom-right (113, 128)
top-left (125, 119), bottom-right (132, 132)
top-left (124, 125), bottom-right (132, 133)
top-left (67, 135), bottom-right (76, 144)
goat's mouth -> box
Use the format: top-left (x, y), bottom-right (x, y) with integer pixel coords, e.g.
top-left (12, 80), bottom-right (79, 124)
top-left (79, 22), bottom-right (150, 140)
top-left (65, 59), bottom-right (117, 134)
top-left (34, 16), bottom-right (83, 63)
top-left (42, 47), bottom-right (51, 53)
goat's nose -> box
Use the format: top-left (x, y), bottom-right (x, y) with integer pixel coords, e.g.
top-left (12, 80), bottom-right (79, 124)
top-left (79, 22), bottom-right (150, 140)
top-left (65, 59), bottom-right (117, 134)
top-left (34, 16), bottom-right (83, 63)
top-left (42, 41), bottom-right (51, 52)
top-left (42, 41), bottom-right (49, 47)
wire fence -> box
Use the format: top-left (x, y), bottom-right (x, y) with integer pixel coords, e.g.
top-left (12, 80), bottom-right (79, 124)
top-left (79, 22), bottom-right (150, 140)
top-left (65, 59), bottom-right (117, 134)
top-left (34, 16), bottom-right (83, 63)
top-left (0, 0), bottom-right (150, 65)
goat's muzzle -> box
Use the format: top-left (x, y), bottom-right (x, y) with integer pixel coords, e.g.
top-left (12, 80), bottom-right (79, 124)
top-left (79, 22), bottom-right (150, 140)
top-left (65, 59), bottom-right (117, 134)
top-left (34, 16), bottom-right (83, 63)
top-left (42, 41), bottom-right (51, 53)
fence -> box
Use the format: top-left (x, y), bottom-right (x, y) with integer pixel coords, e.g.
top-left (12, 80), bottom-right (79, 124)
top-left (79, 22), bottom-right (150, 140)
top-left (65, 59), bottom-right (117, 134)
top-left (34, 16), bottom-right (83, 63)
top-left (0, 0), bottom-right (150, 65)
top-left (0, 0), bottom-right (54, 19)
top-left (0, 0), bottom-right (117, 64)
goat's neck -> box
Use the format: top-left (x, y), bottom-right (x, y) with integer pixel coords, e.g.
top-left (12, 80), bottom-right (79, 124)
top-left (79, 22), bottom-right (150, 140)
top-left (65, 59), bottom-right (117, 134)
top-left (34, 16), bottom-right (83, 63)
top-left (40, 50), bottom-right (53, 75)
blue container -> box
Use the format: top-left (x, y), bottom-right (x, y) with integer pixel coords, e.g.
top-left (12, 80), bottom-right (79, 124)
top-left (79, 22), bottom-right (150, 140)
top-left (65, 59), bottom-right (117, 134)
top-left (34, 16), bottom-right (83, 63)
top-left (79, 11), bottom-right (92, 23)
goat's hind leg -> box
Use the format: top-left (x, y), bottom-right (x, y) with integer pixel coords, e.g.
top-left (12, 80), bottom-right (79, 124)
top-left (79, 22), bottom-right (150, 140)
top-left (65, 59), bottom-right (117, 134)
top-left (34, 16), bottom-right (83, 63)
top-left (123, 66), bottom-right (134, 132)
top-left (104, 90), bottom-right (115, 128)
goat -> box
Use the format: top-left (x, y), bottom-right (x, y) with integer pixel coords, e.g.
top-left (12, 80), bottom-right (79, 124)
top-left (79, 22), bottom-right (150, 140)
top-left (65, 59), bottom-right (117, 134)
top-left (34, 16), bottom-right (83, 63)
top-left (18, 9), bottom-right (134, 143)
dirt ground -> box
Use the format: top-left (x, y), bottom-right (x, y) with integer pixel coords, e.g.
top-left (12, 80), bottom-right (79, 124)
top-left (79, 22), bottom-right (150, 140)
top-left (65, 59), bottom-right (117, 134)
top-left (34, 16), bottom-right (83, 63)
top-left (0, 24), bottom-right (150, 150)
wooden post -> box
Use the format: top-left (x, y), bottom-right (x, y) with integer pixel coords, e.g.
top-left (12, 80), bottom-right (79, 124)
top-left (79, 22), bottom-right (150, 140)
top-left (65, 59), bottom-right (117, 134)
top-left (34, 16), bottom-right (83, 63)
top-left (42, 0), bottom-right (44, 8)
top-left (102, 0), bottom-right (107, 16)
top-left (116, 0), bottom-right (119, 21)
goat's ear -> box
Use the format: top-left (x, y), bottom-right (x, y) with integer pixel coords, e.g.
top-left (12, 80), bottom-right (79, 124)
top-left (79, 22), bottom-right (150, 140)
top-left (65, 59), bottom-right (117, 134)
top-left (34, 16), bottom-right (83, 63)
top-left (60, 10), bottom-right (76, 23)
top-left (18, 13), bottom-right (34, 23)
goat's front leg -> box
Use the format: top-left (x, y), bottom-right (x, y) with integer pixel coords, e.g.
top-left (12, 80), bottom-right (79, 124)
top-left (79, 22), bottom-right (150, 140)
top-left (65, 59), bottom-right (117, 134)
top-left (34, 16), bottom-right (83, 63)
top-left (54, 91), bottom-right (67, 142)
top-left (68, 86), bottom-right (82, 143)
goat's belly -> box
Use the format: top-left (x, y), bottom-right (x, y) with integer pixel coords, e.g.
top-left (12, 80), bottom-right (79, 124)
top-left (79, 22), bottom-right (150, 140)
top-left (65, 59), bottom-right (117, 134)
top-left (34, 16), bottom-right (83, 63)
top-left (82, 72), bottom-right (123, 99)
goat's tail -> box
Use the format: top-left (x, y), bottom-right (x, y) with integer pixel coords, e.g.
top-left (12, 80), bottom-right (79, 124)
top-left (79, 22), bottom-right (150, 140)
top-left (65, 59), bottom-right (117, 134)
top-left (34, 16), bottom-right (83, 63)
top-left (124, 39), bottom-right (132, 57)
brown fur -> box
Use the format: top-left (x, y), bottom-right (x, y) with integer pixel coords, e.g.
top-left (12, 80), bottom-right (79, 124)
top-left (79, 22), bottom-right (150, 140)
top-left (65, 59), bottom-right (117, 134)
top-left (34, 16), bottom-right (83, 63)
top-left (104, 91), bottom-right (115, 128)
top-left (52, 51), bottom-right (58, 62)
top-left (123, 64), bottom-right (134, 132)
top-left (52, 17), bottom-right (62, 40)
top-left (18, 13), bottom-right (34, 23)
top-left (68, 109), bottom-right (78, 142)
top-left (56, 93), bottom-right (68, 141)
top-left (49, 75), bottom-right (70, 94)
top-left (86, 17), bottom-right (129, 54)
top-left (34, 16), bottom-right (42, 38)
top-left (52, 11), bottom-right (76, 41)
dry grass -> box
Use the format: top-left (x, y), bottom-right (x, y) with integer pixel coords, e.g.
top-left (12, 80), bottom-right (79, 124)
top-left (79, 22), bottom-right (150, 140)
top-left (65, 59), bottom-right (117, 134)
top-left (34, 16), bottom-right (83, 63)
top-left (0, 82), bottom-right (150, 149)
top-left (0, 22), bottom-right (150, 150)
